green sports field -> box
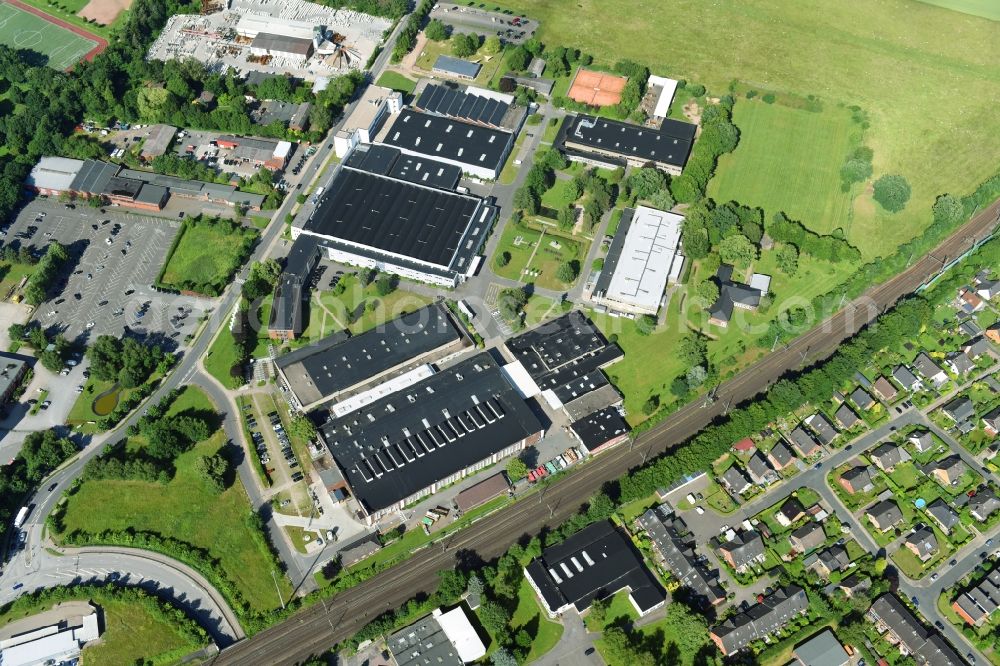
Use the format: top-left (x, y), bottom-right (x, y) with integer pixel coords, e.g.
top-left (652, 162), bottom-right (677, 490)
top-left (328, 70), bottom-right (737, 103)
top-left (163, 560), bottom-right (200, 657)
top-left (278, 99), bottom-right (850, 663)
top-left (708, 101), bottom-right (859, 239)
top-left (494, 0), bottom-right (1000, 259)
top-left (0, 3), bottom-right (96, 70)
top-left (915, 0), bottom-right (1000, 20)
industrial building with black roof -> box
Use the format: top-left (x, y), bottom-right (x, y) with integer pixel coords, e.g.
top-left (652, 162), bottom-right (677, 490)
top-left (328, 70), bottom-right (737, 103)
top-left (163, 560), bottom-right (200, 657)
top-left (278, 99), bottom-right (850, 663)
top-left (524, 520), bottom-right (665, 618)
top-left (319, 353), bottom-right (544, 523)
top-left (558, 114), bottom-right (696, 175)
top-left (414, 83), bottom-right (524, 132)
top-left (344, 143), bottom-right (462, 191)
top-left (379, 109), bottom-right (514, 180)
top-left (275, 302), bottom-right (470, 412)
top-left (296, 163), bottom-right (495, 287)
top-left (569, 406), bottom-right (631, 454)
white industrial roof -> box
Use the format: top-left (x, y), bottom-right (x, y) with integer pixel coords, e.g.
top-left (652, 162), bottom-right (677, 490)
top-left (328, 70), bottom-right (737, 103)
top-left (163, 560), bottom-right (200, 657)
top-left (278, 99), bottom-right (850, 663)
top-left (647, 75), bottom-right (679, 119)
top-left (604, 205), bottom-right (683, 312)
top-left (501, 360), bottom-right (542, 399)
top-left (26, 157), bottom-right (84, 192)
top-left (236, 14), bottom-right (317, 41)
top-left (433, 607), bottom-right (486, 663)
top-left (1, 631), bottom-right (80, 666)
top-left (464, 86), bottom-right (515, 105)
top-left (275, 140), bottom-right (293, 159)
top-left (343, 85), bottom-right (393, 133)
top-left (330, 364), bottom-right (435, 417)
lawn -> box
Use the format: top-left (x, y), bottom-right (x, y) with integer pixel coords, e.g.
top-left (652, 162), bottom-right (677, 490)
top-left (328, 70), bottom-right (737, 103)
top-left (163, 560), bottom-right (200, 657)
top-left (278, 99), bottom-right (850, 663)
top-left (523, 293), bottom-right (572, 329)
top-left (204, 323), bottom-right (244, 390)
top-left (491, 219), bottom-right (585, 291)
top-left (493, 0), bottom-right (1000, 260)
top-left (414, 39), bottom-right (507, 88)
top-left (0, 259), bottom-right (34, 299)
top-left (57, 386), bottom-right (292, 613)
top-left (541, 177), bottom-right (580, 210)
top-left (0, 3), bottom-right (98, 70)
top-left (590, 598), bottom-right (714, 666)
top-left (376, 71), bottom-right (417, 94)
top-left (0, 590), bottom-right (205, 665)
top-left (157, 218), bottom-right (256, 295)
top-left (708, 101), bottom-right (862, 248)
top-left (915, 0), bottom-right (1000, 20)
top-left (508, 579), bottom-right (563, 662)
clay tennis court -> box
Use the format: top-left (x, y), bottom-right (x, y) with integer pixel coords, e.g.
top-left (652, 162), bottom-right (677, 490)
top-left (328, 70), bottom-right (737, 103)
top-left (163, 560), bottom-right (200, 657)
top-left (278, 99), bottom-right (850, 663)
top-left (568, 68), bottom-right (628, 107)
top-left (0, 0), bottom-right (106, 70)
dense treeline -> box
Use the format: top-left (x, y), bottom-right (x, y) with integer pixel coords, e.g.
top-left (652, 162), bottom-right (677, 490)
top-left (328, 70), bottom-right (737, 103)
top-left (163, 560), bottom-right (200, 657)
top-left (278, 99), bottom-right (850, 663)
top-left (0, 429), bottom-right (76, 542)
top-left (313, 0), bottom-right (408, 19)
top-left (769, 212), bottom-right (862, 263)
top-left (391, 0), bottom-right (433, 62)
top-left (87, 335), bottom-right (168, 388)
top-left (23, 242), bottom-right (67, 305)
top-left (670, 97), bottom-right (740, 203)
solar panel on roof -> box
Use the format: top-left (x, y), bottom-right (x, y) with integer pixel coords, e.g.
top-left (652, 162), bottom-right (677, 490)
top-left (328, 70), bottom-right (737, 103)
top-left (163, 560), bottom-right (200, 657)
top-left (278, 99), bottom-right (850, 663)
top-left (457, 95), bottom-right (477, 119)
top-left (469, 96), bottom-right (488, 122)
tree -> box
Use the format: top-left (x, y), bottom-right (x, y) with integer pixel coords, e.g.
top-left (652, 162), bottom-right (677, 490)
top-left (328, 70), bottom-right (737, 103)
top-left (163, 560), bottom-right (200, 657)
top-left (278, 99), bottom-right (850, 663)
top-left (20, 430), bottom-right (75, 482)
top-left (478, 600), bottom-right (511, 636)
top-left (491, 648), bottom-right (517, 666)
top-left (451, 33), bottom-right (479, 58)
top-left (497, 287), bottom-right (528, 324)
top-left (424, 19), bottom-right (448, 41)
top-left (512, 186), bottom-right (539, 214)
top-left (718, 234), bottom-right (757, 265)
top-left (482, 36), bottom-right (502, 55)
top-left (7, 323), bottom-right (25, 342)
top-left (467, 574), bottom-right (484, 597)
top-left (555, 261), bottom-right (579, 283)
top-left (776, 245), bottom-right (799, 275)
top-left (682, 228), bottom-right (710, 259)
top-left (87, 335), bottom-right (123, 382)
top-left (626, 167), bottom-right (667, 201)
top-left (288, 415), bottom-right (317, 442)
top-left (647, 188), bottom-right (675, 212)
top-left (635, 314), bottom-right (657, 336)
top-left (375, 273), bottom-right (398, 297)
top-left (506, 457), bottom-right (529, 481)
top-left (696, 280), bottom-right (719, 306)
top-left (686, 365), bottom-right (707, 388)
top-left (496, 251), bottom-right (511, 267)
top-left (932, 193), bottom-right (964, 227)
top-left (872, 174), bottom-right (911, 213)
top-left (677, 333), bottom-right (708, 367)
top-left (505, 45), bottom-right (530, 72)
top-left (589, 596), bottom-right (610, 626)
top-left (195, 453), bottom-right (228, 492)
top-left (840, 158), bottom-right (872, 185)
top-left (435, 569), bottom-right (467, 602)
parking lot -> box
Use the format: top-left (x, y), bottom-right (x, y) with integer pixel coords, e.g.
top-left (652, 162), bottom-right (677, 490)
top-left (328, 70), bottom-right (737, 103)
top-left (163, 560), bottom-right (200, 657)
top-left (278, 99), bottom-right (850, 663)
top-left (430, 3), bottom-right (538, 44)
top-left (4, 199), bottom-right (213, 348)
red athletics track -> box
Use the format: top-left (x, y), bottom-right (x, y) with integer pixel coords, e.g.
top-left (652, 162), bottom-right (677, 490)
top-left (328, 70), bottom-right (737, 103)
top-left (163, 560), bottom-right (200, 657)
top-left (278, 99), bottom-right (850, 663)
top-left (3, 0), bottom-right (108, 68)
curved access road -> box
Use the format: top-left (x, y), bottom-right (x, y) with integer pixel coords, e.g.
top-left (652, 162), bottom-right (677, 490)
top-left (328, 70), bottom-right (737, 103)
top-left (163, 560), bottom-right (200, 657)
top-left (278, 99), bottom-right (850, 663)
top-left (213, 201), bottom-right (1000, 664)
top-left (1, 544), bottom-right (243, 646)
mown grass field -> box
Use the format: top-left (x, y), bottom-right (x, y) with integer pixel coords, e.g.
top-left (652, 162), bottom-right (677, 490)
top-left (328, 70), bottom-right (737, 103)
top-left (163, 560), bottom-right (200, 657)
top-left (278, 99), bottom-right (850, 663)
top-left (915, 0), bottom-right (1000, 20)
top-left (495, 0), bottom-right (1000, 259)
top-left (376, 71), bottom-right (417, 94)
top-left (0, 3), bottom-right (97, 70)
top-left (708, 101), bottom-right (861, 243)
top-left (59, 386), bottom-right (292, 612)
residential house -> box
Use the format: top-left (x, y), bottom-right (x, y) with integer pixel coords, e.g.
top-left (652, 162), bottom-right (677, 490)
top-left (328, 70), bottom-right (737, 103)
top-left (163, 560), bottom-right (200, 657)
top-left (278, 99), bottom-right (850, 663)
top-left (913, 353), bottom-right (948, 387)
top-left (834, 403), bottom-right (861, 429)
top-left (732, 437), bottom-right (756, 454)
top-left (709, 585), bottom-right (808, 656)
top-left (945, 351), bottom-right (976, 376)
top-left (958, 287), bottom-right (986, 313)
top-left (983, 407), bottom-right (1000, 437)
top-left (717, 530), bottom-right (766, 573)
top-left (850, 387), bottom-right (875, 411)
top-left (907, 430), bottom-right (935, 454)
top-left (925, 455), bottom-right (968, 486)
top-left (721, 465), bottom-right (752, 496)
top-left (892, 365), bottom-right (923, 392)
top-left (791, 629), bottom-right (850, 666)
top-left (904, 526), bottom-right (938, 562)
top-left (767, 441), bottom-right (796, 472)
top-left (789, 522), bottom-right (826, 554)
top-left (970, 488), bottom-right (1000, 522)
top-left (789, 426), bottom-right (822, 458)
top-left (987, 322), bottom-right (1000, 345)
top-left (870, 443), bottom-right (906, 472)
top-left (807, 545), bottom-right (851, 576)
top-left (976, 273), bottom-right (1000, 301)
top-left (839, 465), bottom-right (877, 495)
top-left (866, 499), bottom-right (904, 532)
top-left (776, 497), bottom-right (807, 528)
top-left (963, 336), bottom-right (994, 361)
top-left (952, 569), bottom-right (1000, 627)
top-left (925, 499), bottom-right (960, 535)
top-left (942, 396), bottom-right (976, 427)
top-left (960, 318), bottom-right (982, 339)
top-left (873, 376), bottom-right (899, 402)
top-left (804, 413), bottom-right (838, 446)
top-left (746, 452), bottom-right (777, 485)
top-left (837, 574), bottom-right (871, 599)
top-left (868, 594), bottom-right (965, 666)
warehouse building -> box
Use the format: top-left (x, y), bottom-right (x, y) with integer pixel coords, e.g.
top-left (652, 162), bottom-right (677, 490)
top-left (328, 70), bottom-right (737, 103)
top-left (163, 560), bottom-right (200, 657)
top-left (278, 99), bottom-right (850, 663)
top-left (139, 124), bottom-right (178, 161)
top-left (0, 354), bottom-right (29, 406)
top-left (378, 109), bottom-right (514, 180)
top-left (558, 114), bottom-right (696, 175)
top-left (215, 134), bottom-right (293, 171)
top-left (319, 353), bottom-right (544, 525)
top-left (584, 205), bottom-right (685, 316)
top-left (0, 602), bottom-right (101, 666)
top-left (388, 607), bottom-right (486, 666)
top-left (524, 520), bottom-right (665, 618)
top-left (432, 55), bottom-right (482, 80)
top-left (333, 84), bottom-right (402, 158)
top-left (250, 33), bottom-right (314, 63)
top-left (276, 302), bottom-right (470, 412)
top-left (344, 143), bottom-right (462, 191)
top-left (293, 162), bottom-right (496, 286)
top-left (413, 82), bottom-right (524, 132)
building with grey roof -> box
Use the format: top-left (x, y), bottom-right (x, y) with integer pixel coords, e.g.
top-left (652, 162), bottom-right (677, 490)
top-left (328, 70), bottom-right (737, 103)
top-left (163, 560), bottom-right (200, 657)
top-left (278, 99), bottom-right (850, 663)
top-left (788, 522), bottom-right (826, 554)
top-left (892, 365), bottom-right (923, 392)
top-left (388, 607), bottom-right (485, 666)
top-left (140, 124), bottom-right (177, 161)
top-left (970, 488), bottom-right (1000, 522)
top-left (414, 83), bottom-right (523, 132)
top-left (834, 403), bottom-right (861, 429)
top-left (25, 156), bottom-right (85, 194)
top-left (866, 499), bottom-right (903, 532)
top-left (791, 629), bottom-right (850, 666)
top-left (721, 465), bottom-right (752, 496)
top-left (585, 205), bottom-right (685, 316)
top-left (838, 465), bottom-right (876, 495)
top-left (636, 505), bottom-right (725, 609)
top-left (709, 585), bottom-right (808, 655)
top-left (806, 545), bottom-right (851, 576)
top-left (707, 264), bottom-right (765, 327)
top-left (0, 354), bottom-right (29, 405)
top-left (767, 441), bottom-right (796, 471)
top-left (905, 526), bottom-right (939, 562)
top-left (925, 455), bottom-right (967, 486)
top-left (717, 530), bottom-right (765, 572)
top-left (746, 451), bottom-right (776, 485)
top-left (432, 55), bottom-right (482, 80)
top-left (250, 33), bottom-right (314, 62)
top-left (952, 568), bottom-right (1000, 627)
top-left (943, 396), bottom-right (976, 425)
top-left (946, 351), bottom-right (976, 375)
top-left (868, 594), bottom-right (966, 666)
top-left (913, 352), bottom-right (948, 386)
top-left (804, 413), bottom-right (837, 446)
top-left (788, 426), bottom-right (821, 458)
top-left (850, 387), bottom-right (875, 410)
top-left (873, 375), bottom-right (899, 401)
top-left (870, 443), bottom-right (905, 471)
top-left (908, 430), bottom-right (935, 453)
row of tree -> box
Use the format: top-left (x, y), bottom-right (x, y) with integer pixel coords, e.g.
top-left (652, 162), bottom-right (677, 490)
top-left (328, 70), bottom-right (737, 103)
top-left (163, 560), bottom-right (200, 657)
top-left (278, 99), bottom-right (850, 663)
top-left (87, 335), bottom-right (168, 389)
top-left (23, 242), bottom-right (68, 306)
top-left (391, 0), bottom-right (433, 63)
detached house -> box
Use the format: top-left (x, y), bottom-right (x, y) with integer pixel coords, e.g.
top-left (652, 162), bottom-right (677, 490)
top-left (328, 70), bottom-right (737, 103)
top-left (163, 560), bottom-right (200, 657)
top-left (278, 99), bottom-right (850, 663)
top-left (789, 522), bottom-right (826, 554)
top-left (873, 376), bottom-right (899, 402)
top-left (945, 351), bottom-right (976, 376)
top-left (913, 353), bottom-right (948, 387)
top-left (767, 441), bottom-right (796, 472)
top-left (987, 322), bottom-right (1000, 345)
top-left (834, 403), bottom-right (861, 429)
top-left (718, 530), bottom-right (766, 573)
top-left (892, 365), bottom-right (923, 392)
top-left (970, 488), bottom-right (1000, 522)
top-left (904, 526), bottom-right (938, 562)
top-left (925, 499), bottom-right (960, 535)
top-left (850, 387), bottom-right (875, 411)
top-left (804, 413), bottom-right (837, 446)
top-left (982, 407), bottom-right (1000, 437)
top-left (964, 336), bottom-right (994, 361)
top-left (807, 545), bottom-right (851, 576)
top-left (907, 430), bottom-right (935, 454)
top-left (958, 287), bottom-right (986, 313)
top-left (925, 455), bottom-right (967, 486)
top-left (866, 499), bottom-right (903, 532)
top-left (746, 452), bottom-right (777, 485)
top-left (789, 426), bottom-right (822, 458)
top-left (839, 465), bottom-right (877, 495)
top-left (775, 497), bottom-right (807, 528)
top-left (942, 396), bottom-right (976, 427)
top-left (721, 465), bottom-right (752, 496)
top-left (870, 443), bottom-right (906, 472)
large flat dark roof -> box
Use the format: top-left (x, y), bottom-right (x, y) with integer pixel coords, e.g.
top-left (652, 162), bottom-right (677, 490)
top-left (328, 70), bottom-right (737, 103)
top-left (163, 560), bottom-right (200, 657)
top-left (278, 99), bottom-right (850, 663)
top-left (570, 406), bottom-right (630, 449)
top-left (562, 114), bottom-right (695, 169)
top-left (381, 109), bottom-right (512, 174)
top-left (526, 520), bottom-right (664, 615)
top-left (416, 84), bottom-right (511, 128)
top-left (320, 353), bottom-right (543, 514)
top-left (302, 166), bottom-right (490, 274)
top-left (276, 302), bottom-right (465, 407)
top-left (344, 143), bottom-right (462, 191)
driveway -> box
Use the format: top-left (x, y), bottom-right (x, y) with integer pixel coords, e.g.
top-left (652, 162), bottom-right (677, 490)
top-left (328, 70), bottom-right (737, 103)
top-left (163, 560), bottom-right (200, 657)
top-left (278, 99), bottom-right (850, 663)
top-left (530, 613), bottom-right (601, 666)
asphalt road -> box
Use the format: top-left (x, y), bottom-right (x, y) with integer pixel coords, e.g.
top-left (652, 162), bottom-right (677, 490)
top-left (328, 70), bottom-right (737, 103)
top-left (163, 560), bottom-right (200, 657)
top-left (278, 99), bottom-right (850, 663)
top-left (214, 201), bottom-right (1000, 665)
